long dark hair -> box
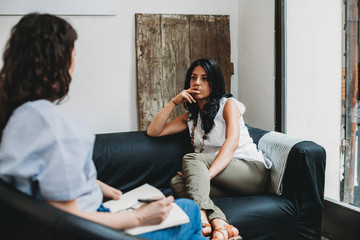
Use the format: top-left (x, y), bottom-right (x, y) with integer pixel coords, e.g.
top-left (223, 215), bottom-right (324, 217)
top-left (184, 59), bottom-right (232, 134)
top-left (0, 13), bottom-right (77, 137)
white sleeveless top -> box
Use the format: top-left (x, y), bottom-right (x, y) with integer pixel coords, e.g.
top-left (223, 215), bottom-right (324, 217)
top-left (187, 97), bottom-right (271, 168)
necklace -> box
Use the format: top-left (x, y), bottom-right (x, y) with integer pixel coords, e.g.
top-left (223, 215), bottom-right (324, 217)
top-left (190, 117), bottom-right (207, 153)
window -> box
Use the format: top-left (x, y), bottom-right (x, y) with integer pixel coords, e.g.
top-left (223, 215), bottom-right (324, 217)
top-left (341, 0), bottom-right (360, 208)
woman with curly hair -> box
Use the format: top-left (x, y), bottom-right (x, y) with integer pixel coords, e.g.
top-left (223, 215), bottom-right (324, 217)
top-left (0, 13), bottom-right (206, 240)
top-left (147, 59), bottom-right (271, 240)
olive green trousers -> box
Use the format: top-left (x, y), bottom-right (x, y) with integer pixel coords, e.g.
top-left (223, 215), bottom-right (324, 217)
top-left (170, 153), bottom-right (269, 222)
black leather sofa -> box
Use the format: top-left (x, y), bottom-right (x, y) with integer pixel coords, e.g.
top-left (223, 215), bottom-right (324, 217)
top-left (0, 125), bottom-right (326, 240)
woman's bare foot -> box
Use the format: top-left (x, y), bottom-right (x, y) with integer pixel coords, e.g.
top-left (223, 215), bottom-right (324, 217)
top-left (211, 218), bottom-right (241, 240)
top-left (200, 210), bottom-right (212, 237)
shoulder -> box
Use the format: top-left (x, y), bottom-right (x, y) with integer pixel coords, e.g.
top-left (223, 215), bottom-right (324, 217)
top-left (223, 99), bottom-right (241, 121)
top-left (9, 100), bottom-right (59, 129)
top-left (14, 100), bottom-right (67, 129)
top-left (10, 100), bottom-right (92, 141)
top-left (15, 99), bottom-right (63, 120)
top-left (220, 97), bottom-right (246, 115)
top-left (15, 99), bottom-right (55, 114)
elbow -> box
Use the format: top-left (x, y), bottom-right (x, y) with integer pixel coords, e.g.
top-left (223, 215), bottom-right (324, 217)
top-left (146, 129), bottom-right (154, 137)
top-left (231, 142), bottom-right (239, 152)
top-left (146, 128), bottom-right (159, 137)
top-left (226, 137), bottom-right (239, 152)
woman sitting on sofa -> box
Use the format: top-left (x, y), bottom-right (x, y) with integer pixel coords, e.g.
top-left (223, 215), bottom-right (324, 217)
top-left (147, 59), bottom-right (272, 240)
top-left (0, 13), bottom-right (206, 240)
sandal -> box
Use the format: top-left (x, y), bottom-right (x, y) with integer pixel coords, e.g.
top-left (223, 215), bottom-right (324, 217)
top-left (212, 224), bottom-right (242, 240)
top-left (202, 222), bottom-right (212, 238)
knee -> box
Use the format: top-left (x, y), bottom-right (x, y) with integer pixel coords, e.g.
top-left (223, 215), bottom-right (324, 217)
top-left (182, 153), bottom-right (204, 165)
top-left (170, 175), bottom-right (186, 197)
top-left (183, 153), bottom-right (198, 161)
top-left (182, 153), bottom-right (212, 169)
top-left (170, 174), bottom-right (183, 188)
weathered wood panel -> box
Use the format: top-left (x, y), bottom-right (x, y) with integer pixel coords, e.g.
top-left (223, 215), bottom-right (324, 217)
top-left (135, 14), bottom-right (163, 131)
top-left (189, 15), bottom-right (233, 93)
top-left (136, 14), bottom-right (232, 130)
top-left (159, 14), bottom-right (190, 123)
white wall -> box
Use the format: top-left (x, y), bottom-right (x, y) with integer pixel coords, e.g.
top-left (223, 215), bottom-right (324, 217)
top-left (238, 0), bottom-right (275, 131)
top-left (0, 0), bottom-right (239, 134)
top-left (286, 0), bottom-right (342, 200)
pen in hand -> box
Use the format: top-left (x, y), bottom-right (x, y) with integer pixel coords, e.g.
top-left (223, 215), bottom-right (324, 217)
top-left (138, 196), bottom-right (163, 203)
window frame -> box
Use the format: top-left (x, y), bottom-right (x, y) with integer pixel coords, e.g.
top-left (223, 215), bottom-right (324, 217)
top-left (275, 0), bottom-right (286, 133)
top-left (322, 197), bottom-right (360, 239)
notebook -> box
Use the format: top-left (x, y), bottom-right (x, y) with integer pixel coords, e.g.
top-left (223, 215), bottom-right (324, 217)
top-left (103, 183), bottom-right (190, 235)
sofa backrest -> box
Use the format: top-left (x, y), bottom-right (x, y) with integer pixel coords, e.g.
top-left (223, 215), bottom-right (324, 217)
top-left (93, 130), bottom-right (193, 192)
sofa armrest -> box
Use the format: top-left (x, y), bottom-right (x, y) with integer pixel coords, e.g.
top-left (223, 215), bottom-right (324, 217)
top-left (282, 141), bottom-right (326, 239)
top-left (248, 125), bottom-right (326, 239)
top-left (93, 130), bottom-right (193, 192)
top-left (0, 179), bottom-right (143, 239)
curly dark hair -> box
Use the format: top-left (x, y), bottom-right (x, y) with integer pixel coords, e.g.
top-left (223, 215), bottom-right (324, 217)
top-left (184, 59), bottom-right (232, 134)
top-left (0, 13), bottom-right (77, 137)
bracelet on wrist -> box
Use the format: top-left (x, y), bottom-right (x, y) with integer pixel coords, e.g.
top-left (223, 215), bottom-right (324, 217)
top-left (171, 99), bottom-right (178, 106)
